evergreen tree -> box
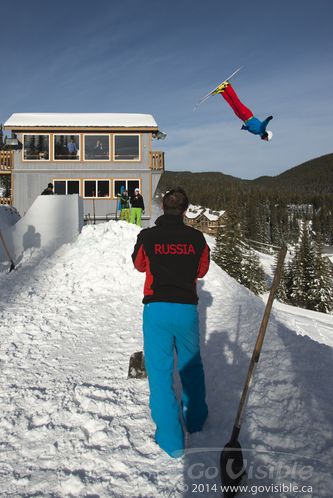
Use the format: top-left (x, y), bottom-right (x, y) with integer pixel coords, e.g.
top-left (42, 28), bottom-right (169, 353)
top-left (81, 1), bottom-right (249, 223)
top-left (276, 258), bottom-right (291, 303)
top-left (289, 223), bottom-right (315, 308)
top-left (307, 241), bottom-right (333, 313)
top-left (240, 248), bottom-right (267, 295)
top-left (213, 208), bottom-right (267, 294)
top-left (212, 207), bottom-right (243, 281)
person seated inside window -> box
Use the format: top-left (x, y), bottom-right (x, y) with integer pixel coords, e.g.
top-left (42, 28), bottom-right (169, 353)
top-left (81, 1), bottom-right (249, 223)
top-left (94, 140), bottom-right (105, 157)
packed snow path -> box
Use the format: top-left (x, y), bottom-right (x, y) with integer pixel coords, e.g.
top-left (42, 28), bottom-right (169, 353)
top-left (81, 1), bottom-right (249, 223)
top-left (0, 221), bottom-right (332, 497)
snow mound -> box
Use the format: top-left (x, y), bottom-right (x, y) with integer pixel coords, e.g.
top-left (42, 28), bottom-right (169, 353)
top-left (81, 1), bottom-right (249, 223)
top-left (0, 220), bottom-right (332, 497)
top-left (0, 204), bottom-right (20, 230)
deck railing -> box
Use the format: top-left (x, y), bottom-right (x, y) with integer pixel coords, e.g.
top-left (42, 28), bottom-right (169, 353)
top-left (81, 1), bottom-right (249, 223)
top-left (150, 151), bottom-right (164, 171)
top-left (0, 151), bottom-right (14, 171)
top-left (0, 197), bottom-right (11, 205)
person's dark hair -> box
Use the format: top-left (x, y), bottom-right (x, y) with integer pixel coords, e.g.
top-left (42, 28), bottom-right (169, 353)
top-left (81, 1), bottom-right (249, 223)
top-left (48, 183), bottom-right (53, 188)
top-left (162, 187), bottom-right (189, 215)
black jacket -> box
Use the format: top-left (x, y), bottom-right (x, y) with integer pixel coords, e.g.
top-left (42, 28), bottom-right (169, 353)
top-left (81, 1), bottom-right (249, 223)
top-left (132, 215), bottom-right (210, 304)
top-left (41, 188), bottom-right (54, 195)
top-left (130, 194), bottom-right (144, 210)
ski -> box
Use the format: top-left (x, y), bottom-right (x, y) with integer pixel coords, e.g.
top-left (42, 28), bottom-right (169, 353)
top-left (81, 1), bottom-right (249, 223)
top-left (193, 67), bottom-right (242, 111)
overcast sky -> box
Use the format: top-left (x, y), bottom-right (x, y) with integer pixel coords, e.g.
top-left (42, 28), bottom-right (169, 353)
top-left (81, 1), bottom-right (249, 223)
top-left (1, 0), bottom-right (332, 179)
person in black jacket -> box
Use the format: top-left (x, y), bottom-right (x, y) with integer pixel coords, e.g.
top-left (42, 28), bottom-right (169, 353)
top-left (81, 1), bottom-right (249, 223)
top-left (41, 183), bottom-right (54, 195)
top-left (132, 188), bottom-right (210, 457)
top-left (130, 188), bottom-right (145, 226)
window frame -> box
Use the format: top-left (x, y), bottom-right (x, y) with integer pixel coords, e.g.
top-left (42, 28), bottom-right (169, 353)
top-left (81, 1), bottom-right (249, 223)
top-left (53, 134), bottom-right (81, 162)
top-left (83, 179), bottom-right (112, 199)
top-left (83, 133), bottom-right (111, 162)
top-left (22, 133), bottom-right (51, 162)
top-left (112, 178), bottom-right (141, 199)
top-left (53, 178), bottom-right (81, 196)
top-left (113, 133), bottom-right (141, 162)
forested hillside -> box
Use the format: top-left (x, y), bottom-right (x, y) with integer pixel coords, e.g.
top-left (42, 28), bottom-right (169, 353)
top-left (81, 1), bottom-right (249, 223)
top-left (254, 153), bottom-right (333, 194)
top-left (157, 153), bottom-right (333, 245)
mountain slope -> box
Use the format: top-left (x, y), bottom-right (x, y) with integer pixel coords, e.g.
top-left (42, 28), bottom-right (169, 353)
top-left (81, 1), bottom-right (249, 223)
top-left (253, 152), bottom-right (333, 193)
top-left (158, 152), bottom-right (333, 196)
top-left (0, 221), bottom-right (332, 497)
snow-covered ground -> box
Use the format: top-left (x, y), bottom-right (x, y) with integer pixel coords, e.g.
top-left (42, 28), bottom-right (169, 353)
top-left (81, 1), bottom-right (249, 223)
top-left (0, 218), bottom-right (332, 497)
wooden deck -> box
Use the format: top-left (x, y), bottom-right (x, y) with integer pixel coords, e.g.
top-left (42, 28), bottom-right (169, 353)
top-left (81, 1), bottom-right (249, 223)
top-left (150, 151), bottom-right (164, 171)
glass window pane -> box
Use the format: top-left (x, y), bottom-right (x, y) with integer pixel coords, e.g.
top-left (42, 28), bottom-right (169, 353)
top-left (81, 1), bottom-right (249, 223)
top-left (84, 135), bottom-right (109, 160)
top-left (54, 181), bottom-right (66, 195)
top-left (128, 180), bottom-right (140, 197)
top-left (24, 135), bottom-right (49, 160)
top-left (84, 180), bottom-right (96, 197)
top-left (114, 135), bottom-right (139, 160)
top-left (67, 181), bottom-right (80, 194)
top-left (114, 180), bottom-right (126, 196)
top-left (0, 175), bottom-right (11, 198)
top-left (54, 135), bottom-right (80, 160)
top-left (97, 180), bottom-right (109, 197)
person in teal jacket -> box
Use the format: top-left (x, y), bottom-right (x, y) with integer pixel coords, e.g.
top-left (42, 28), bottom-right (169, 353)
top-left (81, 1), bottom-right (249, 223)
top-left (218, 81), bottom-right (273, 140)
top-left (117, 189), bottom-right (130, 222)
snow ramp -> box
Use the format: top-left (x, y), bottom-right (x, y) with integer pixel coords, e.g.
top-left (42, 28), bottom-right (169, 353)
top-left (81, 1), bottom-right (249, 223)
top-left (0, 194), bottom-right (83, 266)
top-left (0, 220), bottom-right (332, 497)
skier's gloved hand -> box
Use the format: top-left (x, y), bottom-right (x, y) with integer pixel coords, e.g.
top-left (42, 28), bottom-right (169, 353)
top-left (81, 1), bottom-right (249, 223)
top-left (268, 115), bottom-right (273, 121)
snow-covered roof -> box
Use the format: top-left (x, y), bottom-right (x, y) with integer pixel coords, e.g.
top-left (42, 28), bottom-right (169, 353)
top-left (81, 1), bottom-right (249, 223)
top-left (185, 205), bottom-right (203, 219)
top-left (185, 204), bottom-right (225, 221)
top-left (4, 113), bottom-right (158, 129)
top-left (203, 208), bottom-right (225, 221)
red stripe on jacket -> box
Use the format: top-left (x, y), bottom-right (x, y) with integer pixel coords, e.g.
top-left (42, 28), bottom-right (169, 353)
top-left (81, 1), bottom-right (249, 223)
top-left (197, 244), bottom-right (210, 278)
top-left (133, 243), bottom-right (154, 295)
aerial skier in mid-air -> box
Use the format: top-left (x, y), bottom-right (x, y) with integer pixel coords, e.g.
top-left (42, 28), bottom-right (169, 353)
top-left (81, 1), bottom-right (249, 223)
top-left (195, 68), bottom-right (273, 141)
top-left (215, 80), bottom-right (273, 141)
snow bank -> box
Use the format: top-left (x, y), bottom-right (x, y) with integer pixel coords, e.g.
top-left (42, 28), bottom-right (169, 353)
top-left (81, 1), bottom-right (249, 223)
top-left (0, 194), bottom-right (83, 266)
top-left (0, 220), bottom-right (332, 497)
top-left (0, 204), bottom-right (20, 231)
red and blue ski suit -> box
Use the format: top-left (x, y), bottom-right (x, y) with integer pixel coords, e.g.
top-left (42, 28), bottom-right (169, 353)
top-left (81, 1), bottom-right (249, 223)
top-left (220, 82), bottom-right (272, 138)
top-left (132, 214), bottom-right (210, 457)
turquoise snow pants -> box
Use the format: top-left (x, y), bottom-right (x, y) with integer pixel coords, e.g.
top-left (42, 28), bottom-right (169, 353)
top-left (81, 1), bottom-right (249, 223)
top-left (143, 302), bottom-right (208, 457)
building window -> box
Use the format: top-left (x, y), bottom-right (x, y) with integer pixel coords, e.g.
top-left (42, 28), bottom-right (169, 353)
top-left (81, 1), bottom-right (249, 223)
top-left (83, 180), bottom-right (110, 198)
top-left (0, 174), bottom-right (11, 199)
top-left (54, 180), bottom-right (80, 195)
top-left (114, 179), bottom-right (140, 197)
top-left (54, 135), bottom-right (80, 161)
top-left (84, 135), bottom-right (110, 161)
top-left (114, 134), bottom-right (140, 160)
top-left (23, 134), bottom-right (49, 160)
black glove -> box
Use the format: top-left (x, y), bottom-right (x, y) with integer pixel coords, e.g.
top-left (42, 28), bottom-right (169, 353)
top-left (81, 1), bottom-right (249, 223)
top-left (268, 115), bottom-right (273, 121)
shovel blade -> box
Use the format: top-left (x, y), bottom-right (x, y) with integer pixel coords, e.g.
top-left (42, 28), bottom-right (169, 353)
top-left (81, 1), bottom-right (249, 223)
top-left (220, 440), bottom-right (246, 498)
top-left (128, 351), bottom-right (147, 379)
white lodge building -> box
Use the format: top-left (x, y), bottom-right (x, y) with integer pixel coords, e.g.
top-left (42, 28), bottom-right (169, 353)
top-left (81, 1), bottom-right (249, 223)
top-left (2, 113), bottom-right (165, 225)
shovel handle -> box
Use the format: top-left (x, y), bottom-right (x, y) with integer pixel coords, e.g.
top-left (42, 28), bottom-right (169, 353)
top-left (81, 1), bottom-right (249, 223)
top-left (233, 245), bottom-right (287, 433)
